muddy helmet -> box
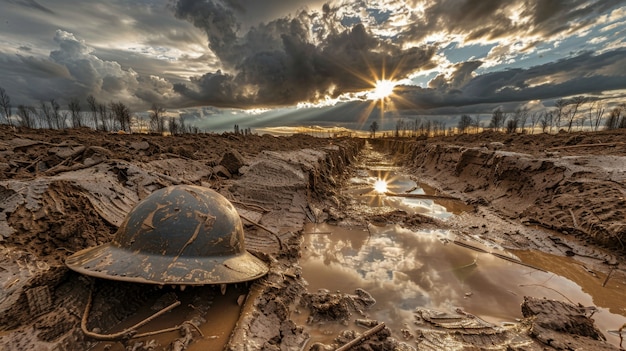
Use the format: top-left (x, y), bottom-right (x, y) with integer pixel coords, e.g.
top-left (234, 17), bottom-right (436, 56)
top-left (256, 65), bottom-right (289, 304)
top-left (65, 185), bottom-right (268, 285)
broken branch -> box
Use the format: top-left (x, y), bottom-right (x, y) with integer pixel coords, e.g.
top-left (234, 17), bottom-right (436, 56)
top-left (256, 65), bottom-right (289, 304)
top-left (81, 289), bottom-right (181, 341)
top-left (335, 322), bottom-right (386, 351)
top-left (602, 268), bottom-right (614, 287)
top-left (239, 213), bottom-right (283, 250)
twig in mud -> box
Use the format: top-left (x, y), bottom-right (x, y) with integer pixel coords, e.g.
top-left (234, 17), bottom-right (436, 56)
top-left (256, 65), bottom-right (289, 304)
top-left (453, 240), bottom-right (546, 272)
top-left (334, 322), bottom-right (386, 351)
top-left (602, 268), bottom-right (614, 287)
top-left (133, 320), bottom-right (203, 339)
top-left (518, 284), bottom-right (575, 305)
top-left (239, 213), bottom-right (283, 250)
top-left (81, 289), bottom-right (181, 341)
top-left (569, 209), bottom-right (578, 228)
top-left (490, 252), bottom-right (548, 272)
top-left (232, 200), bottom-right (271, 213)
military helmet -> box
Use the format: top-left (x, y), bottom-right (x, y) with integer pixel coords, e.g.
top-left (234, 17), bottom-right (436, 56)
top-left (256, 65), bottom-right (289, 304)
top-left (65, 185), bottom-right (268, 285)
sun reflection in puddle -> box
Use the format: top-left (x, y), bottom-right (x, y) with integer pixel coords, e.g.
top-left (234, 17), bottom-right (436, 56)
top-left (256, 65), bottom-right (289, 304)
top-left (347, 168), bottom-right (468, 219)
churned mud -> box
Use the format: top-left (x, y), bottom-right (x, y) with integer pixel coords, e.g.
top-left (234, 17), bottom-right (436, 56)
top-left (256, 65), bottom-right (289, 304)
top-left (1, 125), bottom-right (625, 350)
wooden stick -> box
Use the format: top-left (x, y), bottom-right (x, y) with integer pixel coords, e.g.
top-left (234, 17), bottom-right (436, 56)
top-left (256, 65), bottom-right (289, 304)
top-left (546, 142), bottom-right (625, 151)
top-left (132, 320), bottom-right (203, 339)
top-left (81, 289), bottom-right (181, 341)
top-left (602, 268), bottom-right (614, 287)
top-left (384, 192), bottom-right (461, 201)
top-left (232, 200), bottom-right (271, 213)
top-left (335, 322), bottom-right (386, 351)
top-left (239, 213), bottom-right (284, 250)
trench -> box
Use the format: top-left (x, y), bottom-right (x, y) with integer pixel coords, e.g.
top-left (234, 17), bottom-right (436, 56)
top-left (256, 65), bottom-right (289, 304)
top-left (296, 142), bottom-right (626, 348)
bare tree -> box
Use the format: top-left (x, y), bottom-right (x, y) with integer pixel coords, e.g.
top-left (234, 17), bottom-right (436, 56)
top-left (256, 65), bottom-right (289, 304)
top-left (86, 95), bottom-right (99, 130)
top-left (471, 115), bottom-right (481, 133)
top-left (168, 116), bottom-right (180, 135)
top-left (505, 114), bottom-right (519, 134)
top-left (50, 99), bottom-right (63, 129)
top-left (68, 98), bottom-right (83, 128)
top-left (539, 111), bottom-right (554, 133)
top-left (39, 101), bottom-right (53, 128)
top-left (554, 99), bottom-right (568, 130)
top-left (149, 103), bottom-right (166, 134)
top-left (604, 106), bottom-right (622, 130)
top-left (528, 112), bottom-right (540, 134)
top-left (110, 101), bottom-right (131, 132)
top-left (457, 114), bottom-right (472, 134)
top-left (488, 108), bottom-right (506, 131)
top-left (394, 119), bottom-right (405, 137)
top-left (17, 105), bottom-right (36, 128)
top-left (517, 107), bottom-right (529, 133)
top-left (0, 87), bottom-right (11, 126)
top-left (179, 116), bottom-right (186, 134)
top-left (586, 101), bottom-right (603, 132)
top-left (565, 96), bottom-right (586, 132)
top-left (369, 120), bottom-right (379, 138)
top-left (98, 103), bottom-right (110, 132)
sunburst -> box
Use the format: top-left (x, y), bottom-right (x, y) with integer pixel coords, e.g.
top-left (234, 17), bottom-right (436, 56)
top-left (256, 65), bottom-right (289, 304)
top-left (368, 80), bottom-right (397, 101)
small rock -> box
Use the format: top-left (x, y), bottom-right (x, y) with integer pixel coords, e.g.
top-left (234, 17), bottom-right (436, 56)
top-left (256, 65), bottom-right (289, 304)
top-left (130, 141), bottom-right (150, 150)
top-left (219, 149), bottom-right (245, 175)
top-left (49, 145), bottom-right (86, 159)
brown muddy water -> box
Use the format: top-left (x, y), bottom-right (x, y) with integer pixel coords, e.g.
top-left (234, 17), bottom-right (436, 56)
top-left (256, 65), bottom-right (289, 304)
top-left (296, 148), bottom-right (626, 347)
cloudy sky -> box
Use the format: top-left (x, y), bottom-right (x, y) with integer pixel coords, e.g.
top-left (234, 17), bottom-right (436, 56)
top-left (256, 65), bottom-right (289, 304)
top-left (1, 0), bottom-right (625, 130)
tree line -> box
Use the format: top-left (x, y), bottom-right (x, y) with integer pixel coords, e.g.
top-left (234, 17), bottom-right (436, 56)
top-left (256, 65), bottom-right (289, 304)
top-left (0, 86), bottom-right (200, 135)
top-left (458, 96), bottom-right (626, 135)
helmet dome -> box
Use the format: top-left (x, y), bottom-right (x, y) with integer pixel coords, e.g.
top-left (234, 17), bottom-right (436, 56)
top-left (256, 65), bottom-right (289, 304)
top-left (65, 185), bottom-right (268, 285)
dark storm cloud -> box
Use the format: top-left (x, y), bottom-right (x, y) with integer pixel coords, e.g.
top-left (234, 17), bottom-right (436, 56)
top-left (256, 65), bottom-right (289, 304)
top-left (395, 48), bottom-right (626, 110)
top-left (0, 30), bottom-right (189, 109)
top-left (403, 0), bottom-right (626, 44)
top-left (172, 0), bottom-right (437, 107)
top-left (6, 0), bottom-right (55, 14)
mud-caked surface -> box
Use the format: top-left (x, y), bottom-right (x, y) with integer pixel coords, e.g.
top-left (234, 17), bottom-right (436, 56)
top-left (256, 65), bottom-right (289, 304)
top-left (0, 125), bottom-right (362, 351)
top-left (2, 125), bottom-right (626, 351)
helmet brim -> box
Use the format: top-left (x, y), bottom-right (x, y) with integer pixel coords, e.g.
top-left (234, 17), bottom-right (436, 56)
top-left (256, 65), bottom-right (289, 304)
top-left (65, 242), bottom-right (269, 285)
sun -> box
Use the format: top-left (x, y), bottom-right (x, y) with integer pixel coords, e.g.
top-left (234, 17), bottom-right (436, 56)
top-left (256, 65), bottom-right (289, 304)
top-left (373, 179), bottom-right (388, 193)
top-left (368, 80), bottom-right (396, 100)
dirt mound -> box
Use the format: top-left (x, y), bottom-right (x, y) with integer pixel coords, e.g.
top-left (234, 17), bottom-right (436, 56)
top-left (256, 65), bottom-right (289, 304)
top-left (377, 129), bottom-right (626, 252)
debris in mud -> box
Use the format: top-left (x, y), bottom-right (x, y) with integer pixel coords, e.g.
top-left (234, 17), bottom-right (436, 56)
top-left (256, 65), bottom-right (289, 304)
top-left (365, 209), bottom-right (444, 229)
top-left (521, 296), bottom-right (620, 350)
top-left (301, 288), bottom-right (376, 324)
top-left (2, 126), bottom-right (626, 351)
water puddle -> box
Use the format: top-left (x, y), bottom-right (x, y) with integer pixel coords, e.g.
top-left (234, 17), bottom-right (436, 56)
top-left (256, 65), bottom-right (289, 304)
top-left (90, 285), bottom-right (245, 351)
top-left (297, 145), bottom-right (626, 347)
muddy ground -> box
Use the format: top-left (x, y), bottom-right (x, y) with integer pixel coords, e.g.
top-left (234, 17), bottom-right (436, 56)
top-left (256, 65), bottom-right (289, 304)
top-left (0, 125), bottom-right (625, 350)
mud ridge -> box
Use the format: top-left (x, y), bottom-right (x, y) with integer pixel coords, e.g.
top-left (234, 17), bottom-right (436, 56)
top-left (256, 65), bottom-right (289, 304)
top-left (375, 133), bottom-right (626, 252)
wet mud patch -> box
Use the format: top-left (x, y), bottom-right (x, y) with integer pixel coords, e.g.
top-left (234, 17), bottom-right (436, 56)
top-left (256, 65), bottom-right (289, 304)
top-left (298, 142), bottom-right (626, 350)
